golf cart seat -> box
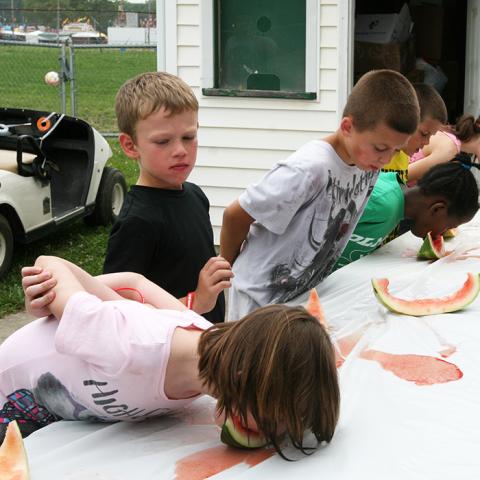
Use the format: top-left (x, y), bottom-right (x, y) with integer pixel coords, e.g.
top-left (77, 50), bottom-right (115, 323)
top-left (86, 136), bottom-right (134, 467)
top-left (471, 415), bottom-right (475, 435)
top-left (0, 149), bottom-right (36, 175)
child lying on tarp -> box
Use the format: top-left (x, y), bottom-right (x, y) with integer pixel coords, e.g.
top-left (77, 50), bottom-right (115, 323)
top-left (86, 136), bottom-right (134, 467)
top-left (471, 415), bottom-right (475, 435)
top-left (0, 255), bottom-right (340, 458)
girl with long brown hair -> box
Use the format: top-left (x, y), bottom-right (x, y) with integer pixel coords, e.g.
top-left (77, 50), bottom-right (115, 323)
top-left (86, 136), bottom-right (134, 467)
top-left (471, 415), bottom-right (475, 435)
top-left (0, 255), bottom-right (340, 458)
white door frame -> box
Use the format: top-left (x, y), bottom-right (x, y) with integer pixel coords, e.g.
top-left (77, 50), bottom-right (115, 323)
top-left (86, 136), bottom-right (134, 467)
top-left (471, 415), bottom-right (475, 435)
top-left (464, 0), bottom-right (480, 115)
top-left (337, 0), bottom-right (355, 123)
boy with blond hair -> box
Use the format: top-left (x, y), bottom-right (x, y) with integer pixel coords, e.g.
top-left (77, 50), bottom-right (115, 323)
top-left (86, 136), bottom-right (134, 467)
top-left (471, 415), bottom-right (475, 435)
top-left (221, 70), bottom-right (419, 320)
top-left (104, 72), bottom-right (232, 323)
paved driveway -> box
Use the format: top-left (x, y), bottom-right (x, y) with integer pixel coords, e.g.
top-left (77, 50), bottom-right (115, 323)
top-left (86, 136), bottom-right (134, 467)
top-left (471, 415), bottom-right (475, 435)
top-left (0, 311), bottom-right (33, 344)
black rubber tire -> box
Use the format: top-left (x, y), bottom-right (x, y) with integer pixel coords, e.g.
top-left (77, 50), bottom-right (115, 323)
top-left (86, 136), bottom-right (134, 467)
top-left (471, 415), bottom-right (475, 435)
top-left (0, 214), bottom-right (14, 279)
top-left (84, 167), bottom-right (127, 227)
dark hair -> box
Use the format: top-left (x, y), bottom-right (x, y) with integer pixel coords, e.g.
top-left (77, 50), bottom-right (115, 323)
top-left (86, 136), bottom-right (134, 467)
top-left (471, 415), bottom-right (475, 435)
top-left (453, 114), bottom-right (480, 142)
top-left (413, 83), bottom-right (447, 123)
top-left (417, 154), bottom-right (480, 219)
top-left (198, 304), bottom-right (340, 458)
top-left (343, 69), bottom-right (419, 134)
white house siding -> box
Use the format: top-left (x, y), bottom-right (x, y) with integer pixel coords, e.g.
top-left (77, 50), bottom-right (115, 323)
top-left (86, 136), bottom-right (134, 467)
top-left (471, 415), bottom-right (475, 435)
top-left (169, 0), bottom-right (342, 243)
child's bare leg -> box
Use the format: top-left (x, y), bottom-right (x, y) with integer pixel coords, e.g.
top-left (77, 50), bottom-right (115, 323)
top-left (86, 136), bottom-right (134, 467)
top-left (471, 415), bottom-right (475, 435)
top-left (25, 256), bottom-right (186, 314)
top-left (32, 256), bottom-right (124, 319)
top-left (58, 258), bottom-right (185, 310)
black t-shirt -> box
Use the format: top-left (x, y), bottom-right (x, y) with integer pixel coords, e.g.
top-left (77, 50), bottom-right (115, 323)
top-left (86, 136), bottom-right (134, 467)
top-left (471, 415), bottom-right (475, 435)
top-left (103, 182), bottom-right (225, 323)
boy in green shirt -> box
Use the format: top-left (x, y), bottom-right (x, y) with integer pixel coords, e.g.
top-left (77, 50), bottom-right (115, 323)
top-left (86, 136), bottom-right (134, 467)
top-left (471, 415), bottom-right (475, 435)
top-left (334, 159), bottom-right (480, 270)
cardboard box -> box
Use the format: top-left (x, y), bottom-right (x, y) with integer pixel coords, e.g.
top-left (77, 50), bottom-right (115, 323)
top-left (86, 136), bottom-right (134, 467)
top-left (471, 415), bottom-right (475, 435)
top-left (354, 35), bottom-right (416, 75)
top-left (355, 4), bottom-right (412, 44)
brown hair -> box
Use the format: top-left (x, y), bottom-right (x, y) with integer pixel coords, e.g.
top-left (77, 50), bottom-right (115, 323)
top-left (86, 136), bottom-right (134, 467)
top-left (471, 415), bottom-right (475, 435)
top-left (453, 114), bottom-right (480, 142)
top-left (413, 83), bottom-right (447, 123)
top-left (115, 71), bottom-right (199, 139)
top-left (343, 69), bottom-right (419, 134)
top-left (198, 304), bottom-right (340, 457)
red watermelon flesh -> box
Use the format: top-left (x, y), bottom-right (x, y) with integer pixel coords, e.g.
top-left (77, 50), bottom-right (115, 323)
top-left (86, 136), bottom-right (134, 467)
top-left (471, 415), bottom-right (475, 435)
top-left (418, 232), bottom-right (445, 260)
top-left (0, 421), bottom-right (29, 480)
top-left (220, 414), bottom-right (268, 449)
top-left (306, 289), bottom-right (328, 328)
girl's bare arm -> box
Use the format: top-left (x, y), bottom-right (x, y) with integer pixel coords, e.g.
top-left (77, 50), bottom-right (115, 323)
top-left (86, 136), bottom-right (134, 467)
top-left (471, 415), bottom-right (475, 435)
top-left (23, 256), bottom-right (186, 318)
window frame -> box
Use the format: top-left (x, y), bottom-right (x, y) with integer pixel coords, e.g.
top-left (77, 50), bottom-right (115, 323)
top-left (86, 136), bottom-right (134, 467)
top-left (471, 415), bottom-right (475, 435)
top-left (201, 0), bottom-right (318, 100)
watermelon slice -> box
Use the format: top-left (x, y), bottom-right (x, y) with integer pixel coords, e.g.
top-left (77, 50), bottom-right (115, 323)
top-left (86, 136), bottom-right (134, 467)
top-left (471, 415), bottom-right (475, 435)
top-left (220, 415), bottom-right (268, 449)
top-left (0, 421), bottom-right (29, 480)
top-left (418, 232), bottom-right (445, 260)
top-left (372, 272), bottom-right (480, 316)
top-left (306, 289), bottom-right (327, 328)
top-left (443, 228), bottom-right (458, 239)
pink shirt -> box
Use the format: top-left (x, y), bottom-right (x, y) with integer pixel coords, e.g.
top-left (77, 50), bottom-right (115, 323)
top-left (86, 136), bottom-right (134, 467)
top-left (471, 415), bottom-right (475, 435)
top-left (0, 292), bottom-right (212, 423)
top-left (409, 130), bottom-right (462, 164)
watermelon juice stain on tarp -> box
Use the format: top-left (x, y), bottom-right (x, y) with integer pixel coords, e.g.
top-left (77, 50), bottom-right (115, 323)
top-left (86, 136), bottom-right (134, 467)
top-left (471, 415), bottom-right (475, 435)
top-left (174, 445), bottom-right (274, 480)
top-left (305, 290), bottom-right (462, 383)
top-left (360, 350), bottom-right (463, 385)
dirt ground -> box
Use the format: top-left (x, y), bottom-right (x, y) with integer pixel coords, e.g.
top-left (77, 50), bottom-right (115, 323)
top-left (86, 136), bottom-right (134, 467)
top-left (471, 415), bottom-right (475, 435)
top-left (0, 311), bottom-right (34, 344)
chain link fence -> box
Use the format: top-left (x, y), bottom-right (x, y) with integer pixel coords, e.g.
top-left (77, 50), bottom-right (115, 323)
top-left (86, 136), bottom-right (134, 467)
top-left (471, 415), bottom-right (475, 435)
top-left (0, 4), bottom-right (157, 134)
top-left (0, 40), bottom-right (156, 134)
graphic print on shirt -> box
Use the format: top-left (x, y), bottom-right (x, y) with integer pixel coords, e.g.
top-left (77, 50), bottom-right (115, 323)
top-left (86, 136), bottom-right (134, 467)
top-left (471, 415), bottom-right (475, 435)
top-left (1, 373), bottom-right (172, 426)
top-left (34, 372), bottom-right (100, 421)
top-left (83, 379), bottom-right (170, 420)
top-left (270, 170), bottom-right (375, 303)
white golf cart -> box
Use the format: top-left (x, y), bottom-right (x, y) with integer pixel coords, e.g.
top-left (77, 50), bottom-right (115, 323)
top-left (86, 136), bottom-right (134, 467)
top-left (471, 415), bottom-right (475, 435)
top-left (0, 107), bottom-right (127, 278)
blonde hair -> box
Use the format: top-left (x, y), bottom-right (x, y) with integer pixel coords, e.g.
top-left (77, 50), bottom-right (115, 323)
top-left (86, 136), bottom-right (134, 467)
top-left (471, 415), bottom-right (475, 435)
top-left (198, 304), bottom-right (340, 457)
top-left (343, 69), bottom-right (419, 134)
top-left (115, 71), bottom-right (199, 139)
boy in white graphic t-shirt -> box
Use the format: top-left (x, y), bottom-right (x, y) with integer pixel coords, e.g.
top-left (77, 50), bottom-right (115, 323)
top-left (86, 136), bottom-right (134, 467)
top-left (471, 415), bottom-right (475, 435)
top-left (220, 70), bottom-right (420, 320)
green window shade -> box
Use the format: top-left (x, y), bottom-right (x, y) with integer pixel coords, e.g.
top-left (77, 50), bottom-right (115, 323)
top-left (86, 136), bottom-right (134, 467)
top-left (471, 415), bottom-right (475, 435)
top-left (217, 1), bottom-right (306, 92)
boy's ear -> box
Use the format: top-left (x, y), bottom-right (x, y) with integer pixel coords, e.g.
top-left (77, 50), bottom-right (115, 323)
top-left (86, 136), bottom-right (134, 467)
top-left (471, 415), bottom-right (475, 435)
top-left (340, 116), bottom-right (354, 136)
top-left (430, 200), bottom-right (447, 216)
top-left (119, 133), bottom-right (139, 159)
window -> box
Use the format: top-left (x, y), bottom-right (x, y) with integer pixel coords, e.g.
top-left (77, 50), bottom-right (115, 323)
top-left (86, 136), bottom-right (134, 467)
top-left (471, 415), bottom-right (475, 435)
top-left (202, 0), bottom-right (317, 100)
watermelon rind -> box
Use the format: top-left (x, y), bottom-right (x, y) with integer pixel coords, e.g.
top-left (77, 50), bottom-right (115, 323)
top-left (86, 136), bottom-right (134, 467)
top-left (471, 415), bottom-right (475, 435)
top-left (220, 417), bottom-right (268, 449)
top-left (418, 232), bottom-right (445, 260)
top-left (0, 420), bottom-right (29, 480)
top-left (371, 273), bottom-right (480, 316)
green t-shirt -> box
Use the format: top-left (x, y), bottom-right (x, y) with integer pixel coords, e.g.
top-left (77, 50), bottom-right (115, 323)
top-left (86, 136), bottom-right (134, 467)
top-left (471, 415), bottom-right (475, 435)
top-left (333, 172), bottom-right (404, 271)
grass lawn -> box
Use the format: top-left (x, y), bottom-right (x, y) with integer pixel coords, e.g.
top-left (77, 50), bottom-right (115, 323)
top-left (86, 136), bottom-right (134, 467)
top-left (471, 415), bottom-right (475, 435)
top-left (0, 140), bottom-right (139, 317)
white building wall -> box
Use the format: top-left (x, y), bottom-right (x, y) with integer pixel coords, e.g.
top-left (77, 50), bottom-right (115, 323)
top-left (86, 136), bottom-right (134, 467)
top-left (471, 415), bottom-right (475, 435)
top-left (107, 27), bottom-right (157, 45)
top-left (169, 0), bottom-right (343, 243)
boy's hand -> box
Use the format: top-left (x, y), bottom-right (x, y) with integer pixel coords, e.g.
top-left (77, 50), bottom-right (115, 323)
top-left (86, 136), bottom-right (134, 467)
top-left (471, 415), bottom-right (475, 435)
top-left (194, 256), bottom-right (233, 314)
top-left (21, 266), bottom-right (57, 318)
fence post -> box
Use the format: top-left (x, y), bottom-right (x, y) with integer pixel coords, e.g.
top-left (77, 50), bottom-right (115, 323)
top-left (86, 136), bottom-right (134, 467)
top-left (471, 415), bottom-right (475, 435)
top-left (69, 43), bottom-right (76, 117)
top-left (59, 42), bottom-right (67, 114)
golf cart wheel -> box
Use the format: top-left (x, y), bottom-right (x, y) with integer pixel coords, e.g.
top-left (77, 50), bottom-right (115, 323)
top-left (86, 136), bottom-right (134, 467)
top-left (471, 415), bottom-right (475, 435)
top-left (85, 167), bottom-right (127, 227)
top-left (0, 214), bottom-right (14, 279)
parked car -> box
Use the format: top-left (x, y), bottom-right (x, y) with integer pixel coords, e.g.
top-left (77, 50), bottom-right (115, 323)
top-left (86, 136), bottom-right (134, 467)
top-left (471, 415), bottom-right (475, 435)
top-left (0, 107), bottom-right (127, 278)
